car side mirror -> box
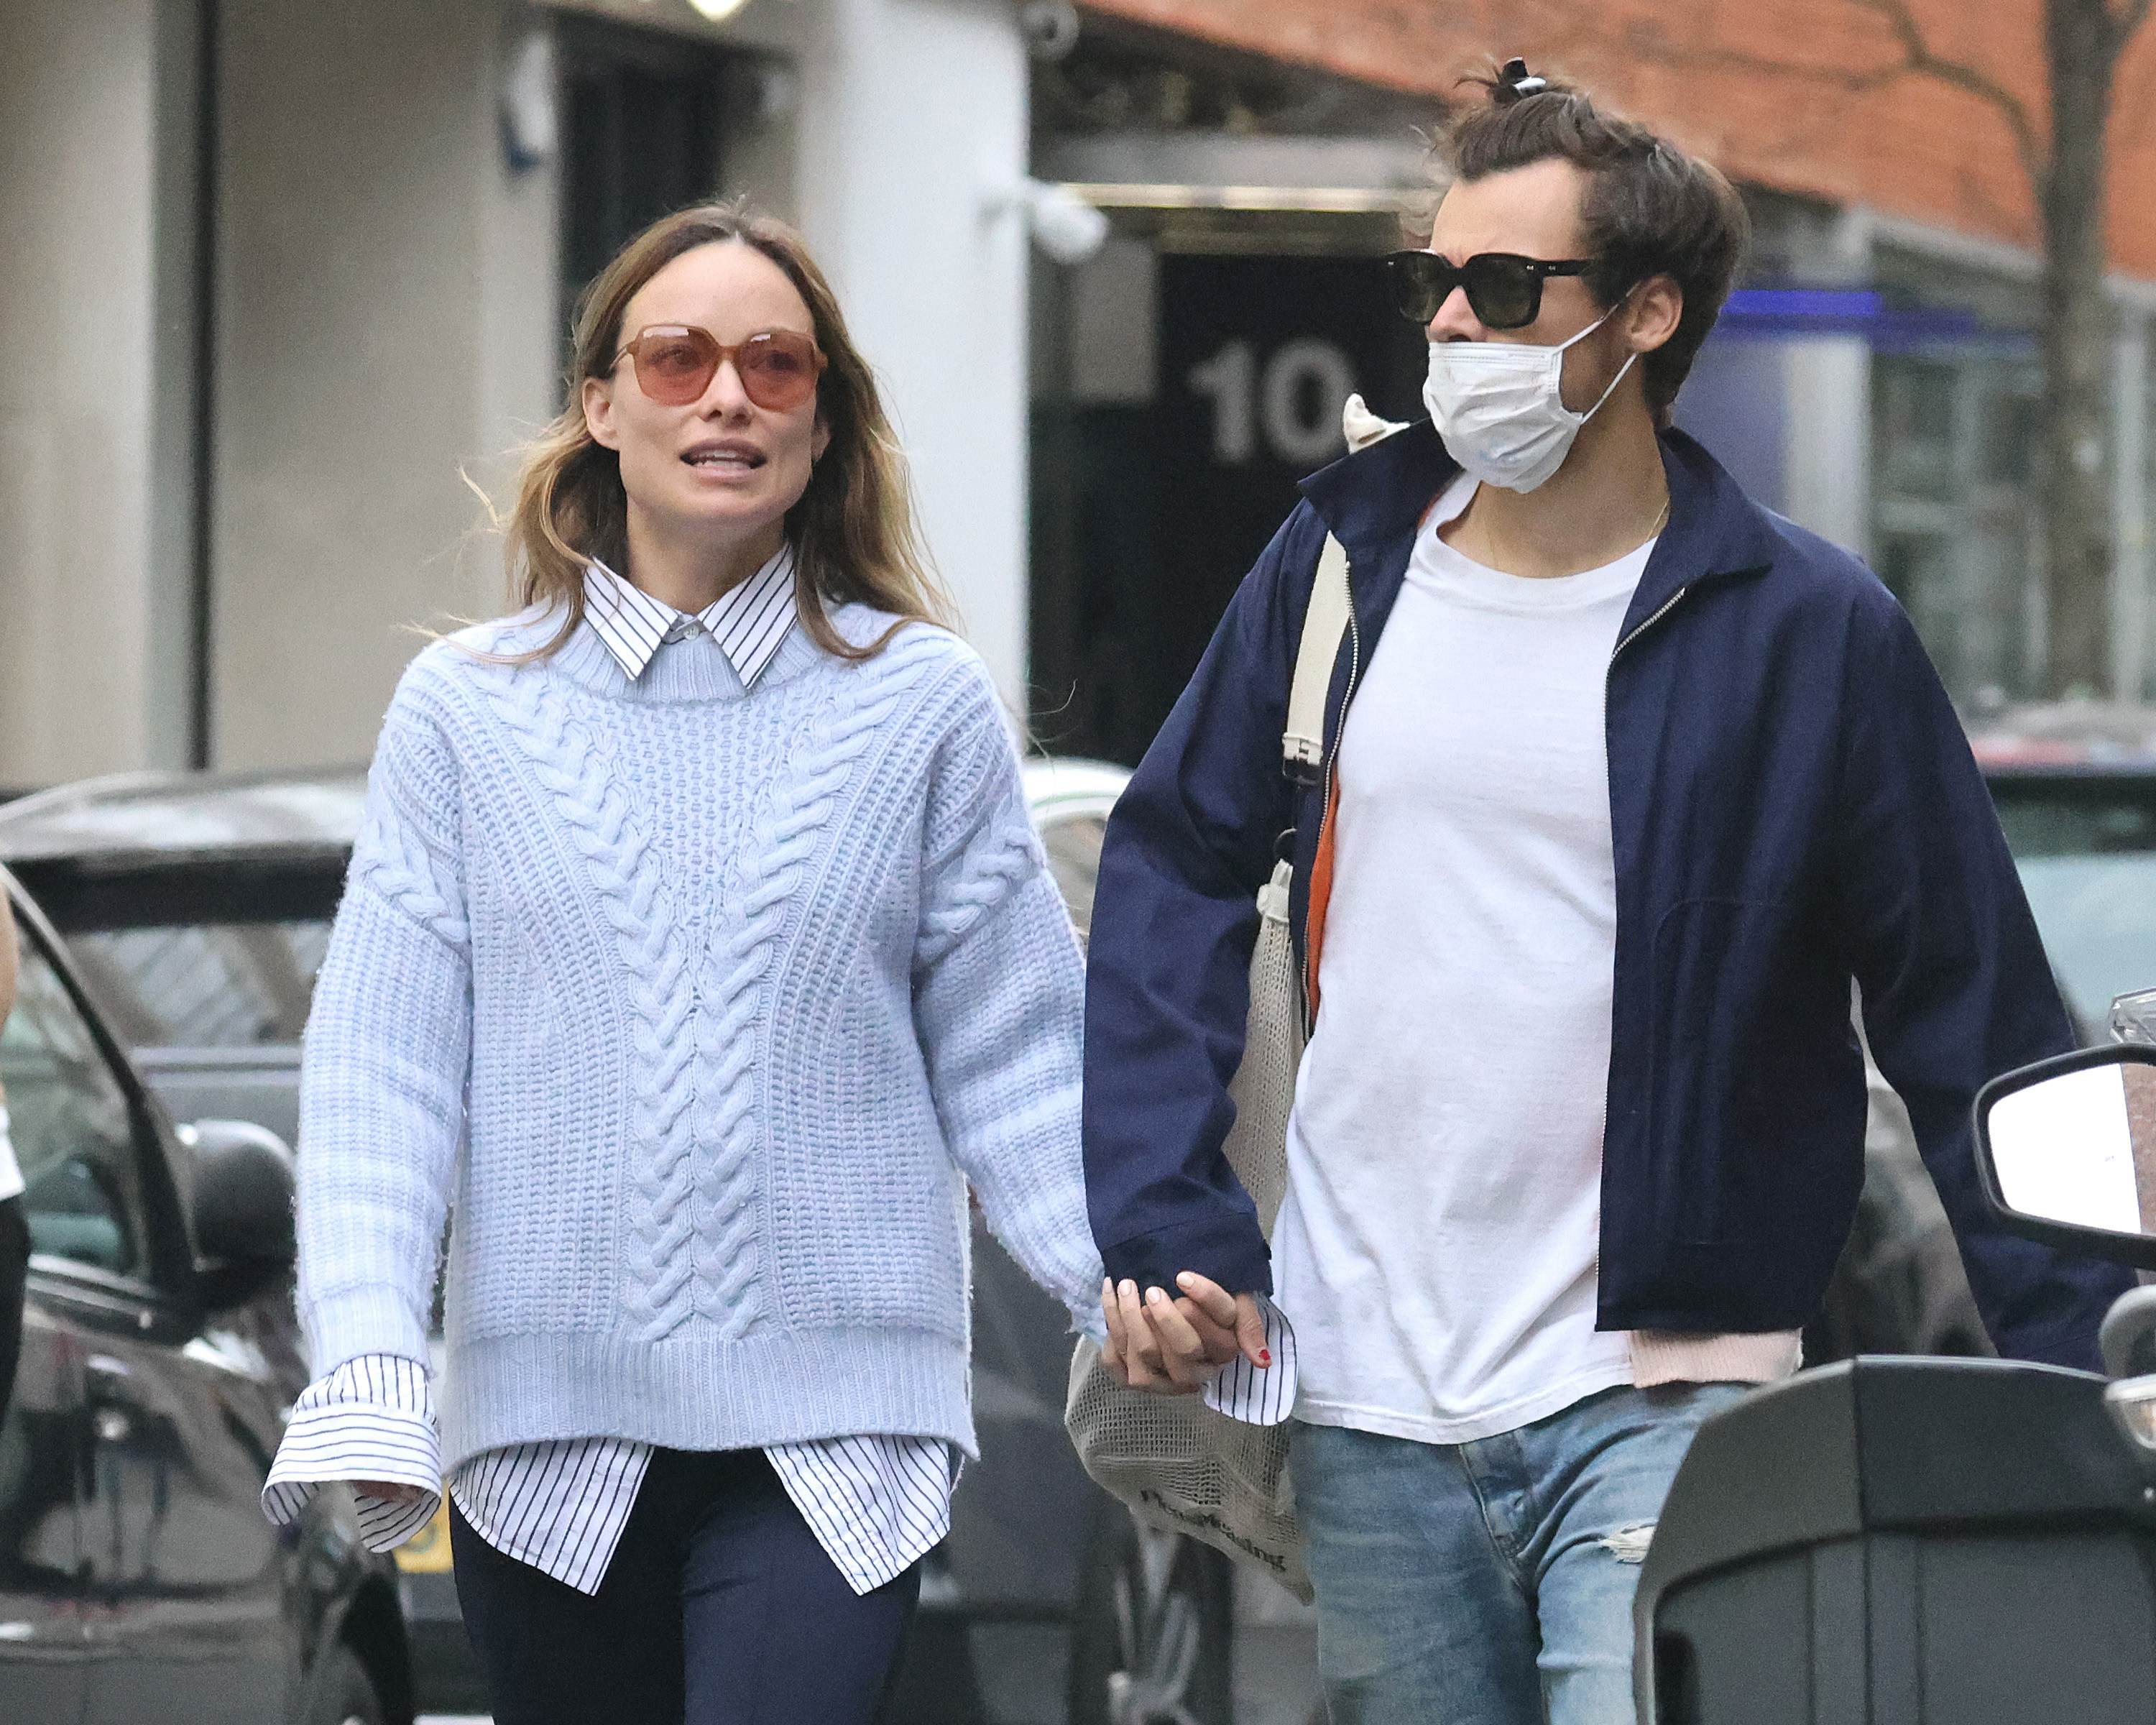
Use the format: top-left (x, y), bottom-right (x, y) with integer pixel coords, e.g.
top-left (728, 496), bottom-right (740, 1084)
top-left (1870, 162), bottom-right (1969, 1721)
top-left (1973, 1046), bottom-right (2156, 1271)
top-left (181, 1118), bottom-right (296, 1311)
top-left (1973, 1048), bottom-right (2156, 1460)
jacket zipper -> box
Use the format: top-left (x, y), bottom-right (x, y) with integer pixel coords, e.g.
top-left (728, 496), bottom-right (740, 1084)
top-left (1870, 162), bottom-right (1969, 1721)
top-left (1321, 594), bottom-right (1363, 795)
top-left (1610, 585), bottom-right (1689, 666)
top-left (1599, 582), bottom-right (1688, 1355)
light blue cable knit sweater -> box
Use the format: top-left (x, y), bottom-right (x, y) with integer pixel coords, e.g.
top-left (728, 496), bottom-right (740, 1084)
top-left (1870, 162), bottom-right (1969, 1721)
top-left (296, 600), bottom-right (1105, 1473)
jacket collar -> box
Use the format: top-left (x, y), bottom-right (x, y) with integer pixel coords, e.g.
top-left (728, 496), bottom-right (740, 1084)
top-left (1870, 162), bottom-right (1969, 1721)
top-left (1298, 419), bottom-right (1784, 626)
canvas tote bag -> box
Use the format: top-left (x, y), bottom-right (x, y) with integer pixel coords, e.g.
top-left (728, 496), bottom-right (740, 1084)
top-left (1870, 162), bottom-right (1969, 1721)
top-left (1064, 526), bottom-right (1355, 1604)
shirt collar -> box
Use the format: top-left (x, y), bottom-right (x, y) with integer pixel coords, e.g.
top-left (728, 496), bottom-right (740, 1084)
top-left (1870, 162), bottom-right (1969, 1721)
top-left (580, 548), bottom-right (798, 687)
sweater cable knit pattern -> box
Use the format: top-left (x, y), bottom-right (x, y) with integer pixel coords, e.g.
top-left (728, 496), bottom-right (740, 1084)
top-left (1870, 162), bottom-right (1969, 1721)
top-left (688, 635), bottom-right (943, 1328)
top-left (349, 751), bottom-right (470, 954)
top-left (480, 666), bottom-right (711, 1338)
top-left (292, 603), bottom-right (1104, 1474)
top-left (482, 633), bottom-right (948, 1340)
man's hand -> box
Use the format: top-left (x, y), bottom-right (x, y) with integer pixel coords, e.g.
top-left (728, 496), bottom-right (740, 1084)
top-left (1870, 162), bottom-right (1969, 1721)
top-left (1100, 1273), bottom-right (1271, 1396)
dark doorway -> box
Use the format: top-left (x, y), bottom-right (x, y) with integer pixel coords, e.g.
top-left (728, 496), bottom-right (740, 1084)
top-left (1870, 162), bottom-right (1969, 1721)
top-left (556, 15), bottom-right (730, 336)
top-left (1031, 247), bottom-right (1427, 765)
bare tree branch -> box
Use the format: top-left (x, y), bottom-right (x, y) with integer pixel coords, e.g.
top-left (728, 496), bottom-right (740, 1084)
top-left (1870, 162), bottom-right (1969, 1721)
top-left (1846, 0), bottom-right (2046, 184)
top-left (1605, 0), bottom-right (2046, 193)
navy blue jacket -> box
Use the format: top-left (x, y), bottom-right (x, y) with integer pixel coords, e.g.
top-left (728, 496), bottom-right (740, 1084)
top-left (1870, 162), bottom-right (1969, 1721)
top-left (1082, 420), bottom-right (2130, 1371)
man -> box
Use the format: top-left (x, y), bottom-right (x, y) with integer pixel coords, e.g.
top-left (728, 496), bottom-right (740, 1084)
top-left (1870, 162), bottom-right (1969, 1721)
top-left (1081, 62), bottom-right (2130, 1725)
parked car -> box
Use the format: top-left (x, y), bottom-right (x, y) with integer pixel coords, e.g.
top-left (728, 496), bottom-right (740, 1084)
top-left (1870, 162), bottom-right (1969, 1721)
top-left (0, 759), bottom-right (1257, 1725)
top-left (0, 864), bottom-right (411, 1724)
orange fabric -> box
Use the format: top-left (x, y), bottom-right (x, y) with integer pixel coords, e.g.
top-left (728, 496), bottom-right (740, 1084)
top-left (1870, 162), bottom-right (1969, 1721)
top-left (1303, 771), bottom-right (1343, 1018)
top-left (1082, 0), bottom-right (2156, 284)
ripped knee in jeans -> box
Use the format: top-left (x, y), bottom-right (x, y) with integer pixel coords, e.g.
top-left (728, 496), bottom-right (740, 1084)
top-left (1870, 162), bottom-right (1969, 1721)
top-left (1598, 1521), bottom-right (1656, 1564)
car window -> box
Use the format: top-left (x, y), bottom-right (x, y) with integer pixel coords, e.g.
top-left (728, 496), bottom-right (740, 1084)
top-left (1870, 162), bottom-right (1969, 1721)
top-left (4, 854), bottom-right (346, 1051)
top-left (1039, 814), bottom-right (1107, 944)
top-left (1, 923), bottom-right (150, 1279)
top-left (2012, 856), bottom-right (2156, 1035)
top-left (1994, 788), bottom-right (2156, 858)
top-left (1994, 781), bottom-right (2156, 1034)
top-left (63, 921), bottom-right (331, 1049)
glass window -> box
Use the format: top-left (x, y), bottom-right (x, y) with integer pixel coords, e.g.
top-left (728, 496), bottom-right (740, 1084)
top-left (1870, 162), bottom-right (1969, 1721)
top-left (1, 926), bottom-right (147, 1279)
top-left (1995, 781), bottom-right (2156, 1037)
top-left (1874, 356), bottom-right (1958, 502)
top-left (62, 921), bottom-right (331, 1049)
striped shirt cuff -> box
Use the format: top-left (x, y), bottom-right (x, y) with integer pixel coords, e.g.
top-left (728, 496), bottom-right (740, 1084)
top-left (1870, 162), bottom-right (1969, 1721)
top-left (262, 1353), bottom-right (441, 1552)
top-left (1203, 1294), bottom-right (1297, 1427)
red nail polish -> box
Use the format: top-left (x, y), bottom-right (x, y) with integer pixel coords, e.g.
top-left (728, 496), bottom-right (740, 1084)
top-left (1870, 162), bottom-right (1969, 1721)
top-left (1259, 1350), bottom-right (1273, 1366)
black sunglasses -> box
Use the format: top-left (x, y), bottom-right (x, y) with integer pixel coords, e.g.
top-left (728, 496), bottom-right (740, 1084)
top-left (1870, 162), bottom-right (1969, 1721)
top-left (1384, 251), bottom-right (1595, 331)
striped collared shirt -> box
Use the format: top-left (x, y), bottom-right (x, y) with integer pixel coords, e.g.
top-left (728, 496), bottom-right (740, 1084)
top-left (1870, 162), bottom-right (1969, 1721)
top-left (580, 547), bottom-right (797, 688)
top-left (262, 1356), bottom-right (955, 1596)
top-left (262, 553), bottom-right (959, 1597)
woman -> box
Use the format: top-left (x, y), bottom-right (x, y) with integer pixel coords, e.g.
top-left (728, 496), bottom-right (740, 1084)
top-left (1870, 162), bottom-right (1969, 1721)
top-left (260, 206), bottom-right (1104, 1725)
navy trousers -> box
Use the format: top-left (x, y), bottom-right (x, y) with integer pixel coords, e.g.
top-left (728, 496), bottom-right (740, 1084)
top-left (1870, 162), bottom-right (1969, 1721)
top-left (451, 1446), bottom-right (920, 1725)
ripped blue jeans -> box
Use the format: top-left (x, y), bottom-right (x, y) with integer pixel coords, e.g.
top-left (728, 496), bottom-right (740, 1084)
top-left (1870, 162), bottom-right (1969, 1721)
top-left (1289, 1383), bottom-right (1750, 1725)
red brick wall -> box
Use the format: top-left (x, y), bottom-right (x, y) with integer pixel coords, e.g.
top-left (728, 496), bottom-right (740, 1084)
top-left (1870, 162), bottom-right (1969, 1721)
top-left (1082, 0), bottom-right (2156, 281)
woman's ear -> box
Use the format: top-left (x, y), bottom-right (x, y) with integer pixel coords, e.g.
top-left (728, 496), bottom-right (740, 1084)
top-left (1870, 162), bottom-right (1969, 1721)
top-left (1626, 275), bottom-right (1684, 356)
top-left (583, 374), bottom-right (622, 452)
top-left (811, 416), bottom-right (832, 466)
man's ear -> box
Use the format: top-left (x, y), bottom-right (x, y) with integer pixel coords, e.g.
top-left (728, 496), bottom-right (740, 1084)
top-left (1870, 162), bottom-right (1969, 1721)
top-left (1626, 275), bottom-right (1684, 356)
top-left (583, 374), bottom-right (622, 452)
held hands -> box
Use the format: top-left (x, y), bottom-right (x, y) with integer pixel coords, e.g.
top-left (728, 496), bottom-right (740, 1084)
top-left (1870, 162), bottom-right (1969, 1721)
top-left (355, 1480), bottom-right (424, 1505)
top-left (1100, 1272), bottom-right (1270, 1395)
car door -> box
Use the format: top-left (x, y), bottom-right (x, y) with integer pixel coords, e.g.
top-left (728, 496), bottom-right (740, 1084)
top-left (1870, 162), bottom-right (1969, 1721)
top-left (2, 902), bottom-right (290, 1724)
top-left (0, 1282), bottom-right (91, 1724)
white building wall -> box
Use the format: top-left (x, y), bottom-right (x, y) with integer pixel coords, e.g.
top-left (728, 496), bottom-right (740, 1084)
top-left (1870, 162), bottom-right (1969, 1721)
top-left (0, 0), bottom-right (161, 787)
top-left (1, 0), bottom-right (1036, 781)
top-left (790, 0), bottom-right (1033, 706)
top-left (209, 0), bottom-right (560, 770)
top-left (208, 0), bottom-right (1036, 763)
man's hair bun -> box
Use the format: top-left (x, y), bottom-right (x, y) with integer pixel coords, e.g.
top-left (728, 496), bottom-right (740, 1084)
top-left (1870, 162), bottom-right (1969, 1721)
top-left (1494, 58), bottom-right (1552, 104)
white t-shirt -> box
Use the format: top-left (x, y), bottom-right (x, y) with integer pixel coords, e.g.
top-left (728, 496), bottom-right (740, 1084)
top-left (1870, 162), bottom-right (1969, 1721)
top-left (1271, 473), bottom-right (1655, 1445)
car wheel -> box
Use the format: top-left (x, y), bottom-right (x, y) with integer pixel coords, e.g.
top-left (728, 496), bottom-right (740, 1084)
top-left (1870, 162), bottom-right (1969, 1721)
top-left (1067, 1505), bottom-right (1233, 1725)
top-left (303, 1642), bottom-right (387, 1725)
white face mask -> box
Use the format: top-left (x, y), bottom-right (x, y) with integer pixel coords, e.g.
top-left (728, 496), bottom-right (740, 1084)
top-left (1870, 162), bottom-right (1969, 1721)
top-left (1421, 306), bottom-right (1636, 493)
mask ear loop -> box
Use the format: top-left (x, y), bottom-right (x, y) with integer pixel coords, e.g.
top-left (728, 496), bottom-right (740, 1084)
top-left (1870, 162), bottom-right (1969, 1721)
top-left (1559, 280), bottom-right (1645, 424)
top-left (1577, 351), bottom-right (1639, 423)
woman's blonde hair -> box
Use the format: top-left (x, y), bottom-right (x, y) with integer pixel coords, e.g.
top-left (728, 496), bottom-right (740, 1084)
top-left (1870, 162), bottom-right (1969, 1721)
top-left (505, 203), bottom-right (952, 661)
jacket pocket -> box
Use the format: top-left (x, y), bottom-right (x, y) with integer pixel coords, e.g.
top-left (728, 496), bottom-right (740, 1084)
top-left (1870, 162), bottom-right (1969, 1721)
top-left (1646, 897), bottom-right (1863, 1246)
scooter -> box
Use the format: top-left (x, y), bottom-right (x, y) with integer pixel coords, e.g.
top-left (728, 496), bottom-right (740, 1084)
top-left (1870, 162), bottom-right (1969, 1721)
top-left (1634, 1019), bottom-right (2156, 1725)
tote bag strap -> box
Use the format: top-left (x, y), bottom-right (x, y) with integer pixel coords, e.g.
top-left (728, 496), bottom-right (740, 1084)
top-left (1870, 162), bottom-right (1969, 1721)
top-left (1281, 392), bottom-right (1401, 771)
top-left (1281, 535), bottom-right (1351, 771)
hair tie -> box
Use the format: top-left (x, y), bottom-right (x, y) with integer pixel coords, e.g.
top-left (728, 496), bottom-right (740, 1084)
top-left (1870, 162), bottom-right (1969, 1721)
top-left (1499, 57), bottom-right (1549, 99)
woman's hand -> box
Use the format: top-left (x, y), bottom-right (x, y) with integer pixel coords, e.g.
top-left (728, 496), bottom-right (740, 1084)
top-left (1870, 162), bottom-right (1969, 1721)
top-left (355, 1480), bottom-right (425, 1506)
top-left (1099, 1274), bottom-right (1270, 1395)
